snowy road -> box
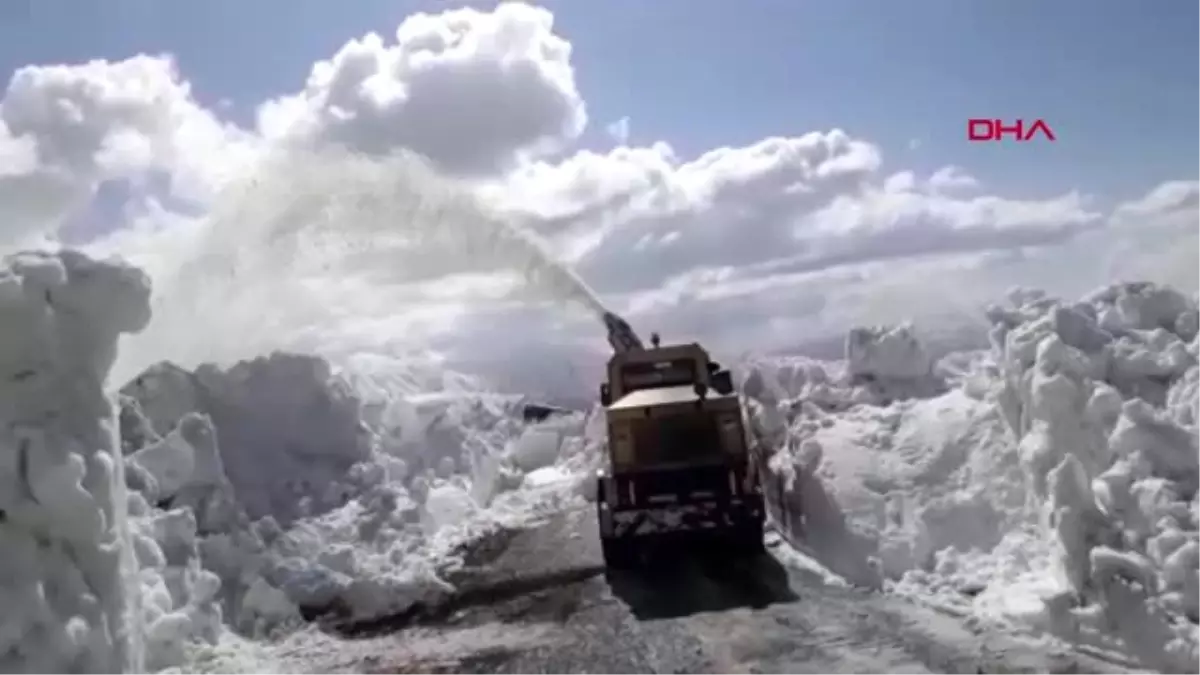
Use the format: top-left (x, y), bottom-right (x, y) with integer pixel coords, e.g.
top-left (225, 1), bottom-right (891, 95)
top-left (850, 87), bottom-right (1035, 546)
top-left (263, 507), bottom-right (1139, 674)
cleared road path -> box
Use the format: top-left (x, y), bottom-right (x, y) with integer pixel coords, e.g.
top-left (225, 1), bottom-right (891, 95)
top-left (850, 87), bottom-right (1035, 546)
top-left (269, 506), bottom-right (1141, 674)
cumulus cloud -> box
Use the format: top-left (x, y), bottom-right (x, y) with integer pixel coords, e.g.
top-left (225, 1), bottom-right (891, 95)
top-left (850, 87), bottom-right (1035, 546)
top-left (1111, 179), bottom-right (1199, 224)
top-left (927, 165), bottom-right (979, 193)
top-left (0, 54), bottom-right (254, 246)
top-left (605, 116), bottom-right (630, 145)
top-left (501, 131), bottom-right (888, 291)
top-left (256, 2), bottom-right (586, 175)
top-left (1098, 179), bottom-right (1199, 293)
top-left (0, 1), bottom-right (1193, 377)
top-left (500, 130), bottom-right (1100, 304)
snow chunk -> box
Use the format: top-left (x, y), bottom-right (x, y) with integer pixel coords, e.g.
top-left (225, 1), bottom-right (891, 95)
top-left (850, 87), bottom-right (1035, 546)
top-left (114, 348), bottom-right (601, 645)
top-left (424, 483), bottom-right (478, 533)
top-left (846, 323), bottom-right (933, 380)
top-left (122, 353), bottom-right (374, 525)
top-left (506, 425), bottom-right (563, 472)
top-left (0, 250), bottom-right (150, 673)
top-left (744, 280), bottom-right (1199, 672)
top-left (989, 282), bottom-right (1199, 669)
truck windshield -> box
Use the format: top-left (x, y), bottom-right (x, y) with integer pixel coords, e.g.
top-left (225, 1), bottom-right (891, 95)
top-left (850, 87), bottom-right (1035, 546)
top-left (621, 358), bottom-right (698, 390)
top-left (631, 413), bottom-right (724, 465)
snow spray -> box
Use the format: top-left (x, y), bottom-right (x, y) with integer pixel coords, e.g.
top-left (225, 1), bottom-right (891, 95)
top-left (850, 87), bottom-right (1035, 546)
top-left (117, 145), bottom-right (611, 380)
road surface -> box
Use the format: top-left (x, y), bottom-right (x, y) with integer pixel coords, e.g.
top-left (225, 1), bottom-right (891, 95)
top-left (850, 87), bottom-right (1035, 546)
top-left (266, 506), bottom-right (1140, 674)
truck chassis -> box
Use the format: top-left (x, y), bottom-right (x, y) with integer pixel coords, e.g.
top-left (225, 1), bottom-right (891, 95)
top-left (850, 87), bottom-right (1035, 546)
top-left (596, 461), bottom-right (765, 567)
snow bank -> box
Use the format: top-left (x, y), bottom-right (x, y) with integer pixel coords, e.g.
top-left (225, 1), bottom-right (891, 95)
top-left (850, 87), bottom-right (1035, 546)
top-left (110, 341), bottom-right (600, 672)
top-left (847, 323), bottom-right (930, 379)
top-left (742, 327), bottom-right (1005, 593)
top-left (114, 347), bottom-right (602, 668)
top-left (23, 245), bottom-right (1192, 673)
top-left (123, 356), bottom-right (373, 526)
top-left (743, 281), bottom-right (1199, 672)
top-left (991, 283), bottom-right (1198, 671)
top-left (0, 247), bottom-right (601, 673)
top-left (0, 251), bottom-right (150, 672)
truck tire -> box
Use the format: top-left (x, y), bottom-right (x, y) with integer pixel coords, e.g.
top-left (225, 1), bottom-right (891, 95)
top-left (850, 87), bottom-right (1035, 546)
top-left (732, 521), bottom-right (766, 555)
top-left (601, 536), bottom-right (637, 569)
top-left (596, 477), bottom-right (636, 569)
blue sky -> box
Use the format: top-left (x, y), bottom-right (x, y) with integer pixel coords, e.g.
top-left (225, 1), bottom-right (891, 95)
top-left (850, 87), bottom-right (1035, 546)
top-left (0, 0), bottom-right (1195, 209)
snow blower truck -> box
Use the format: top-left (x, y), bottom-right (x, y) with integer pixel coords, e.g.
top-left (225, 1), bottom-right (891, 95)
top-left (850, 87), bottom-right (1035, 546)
top-left (594, 311), bottom-right (766, 568)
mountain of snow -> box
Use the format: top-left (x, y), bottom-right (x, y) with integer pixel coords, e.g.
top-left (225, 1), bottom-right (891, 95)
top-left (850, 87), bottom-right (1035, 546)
top-left (0, 250), bottom-right (151, 672)
top-left (1, 249), bottom-right (1195, 673)
top-left (743, 283), bottom-right (1199, 672)
top-left (0, 250), bottom-right (605, 672)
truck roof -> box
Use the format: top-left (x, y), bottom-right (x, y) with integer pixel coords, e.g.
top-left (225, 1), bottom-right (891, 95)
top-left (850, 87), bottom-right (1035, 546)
top-left (607, 384), bottom-right (738, 411)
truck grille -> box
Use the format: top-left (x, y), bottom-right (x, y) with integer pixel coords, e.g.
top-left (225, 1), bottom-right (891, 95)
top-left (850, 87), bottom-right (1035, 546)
top-left (612, 462), bottom-right (749, 510)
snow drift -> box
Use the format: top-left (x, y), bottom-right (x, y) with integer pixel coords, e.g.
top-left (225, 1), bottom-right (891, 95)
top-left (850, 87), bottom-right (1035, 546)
top-left (744, 283), bottom-right (1199, 672)
top-left (113, 351), bottom-right (601, 668)
top-left (4, 247), bottom-right (1196, 674)
top-left (0, 250), bottom-right (151, 672)
top-left (0, 250), bottom-right (604, 672)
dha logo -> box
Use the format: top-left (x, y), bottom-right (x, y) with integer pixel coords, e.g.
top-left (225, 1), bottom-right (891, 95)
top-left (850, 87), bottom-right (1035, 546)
top-left (967, 119), bottom-right (1056, 142)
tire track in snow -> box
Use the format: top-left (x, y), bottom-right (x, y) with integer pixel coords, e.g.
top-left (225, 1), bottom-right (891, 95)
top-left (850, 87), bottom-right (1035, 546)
top-left (274, 506), bottom-right (1139, 674)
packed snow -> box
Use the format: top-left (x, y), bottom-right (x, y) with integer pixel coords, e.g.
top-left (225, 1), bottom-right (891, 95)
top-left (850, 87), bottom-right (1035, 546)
top-left (1, 249), bottom-right (1196, 673)
top-left (114, 351), bottom-right (603, 667)
top-left (0, 250), bottom-right (151, 672)
top-left (0, 250), bottom-right (607, 672)
top-left (743, 283), bottom-right (1199, 672)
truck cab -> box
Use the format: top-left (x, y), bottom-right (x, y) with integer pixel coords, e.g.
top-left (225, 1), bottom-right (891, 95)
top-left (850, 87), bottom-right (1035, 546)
top-left (595, 337), bottom-right (765, 567)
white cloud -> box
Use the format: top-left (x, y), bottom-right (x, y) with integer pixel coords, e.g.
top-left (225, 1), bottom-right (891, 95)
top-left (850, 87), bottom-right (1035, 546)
top-left (500, 130), bottom-right (1100, 304)
top-left (0, 53), bottom-right (254, 245)
top-left (1110, 179), bottom-right (1198, 224)
top-left (0, 120), bottom-right (38, 176)
top-left (0, 2), bottom-right (1192, 375)
top-left (502, 131), bottom-right (888, 289)
top-left (256, 2), bottom-right (586, 175)
top-left (605, 116), bottom-right (630, 145)
top-left (927, 165), bottom-right (979, 193)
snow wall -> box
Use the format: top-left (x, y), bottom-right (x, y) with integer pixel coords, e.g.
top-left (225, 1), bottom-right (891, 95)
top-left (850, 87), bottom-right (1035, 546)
top-left (0, 251), bottom-right (151, 672)
top-left (744, 283), bottom-right (1199, 672)
top-left (0, 250), bottom-right (603, 673)
top-left (3, 248), bottom-right (1196, 673)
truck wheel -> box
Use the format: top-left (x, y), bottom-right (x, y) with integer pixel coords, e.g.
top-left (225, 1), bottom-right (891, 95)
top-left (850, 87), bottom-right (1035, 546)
top-left (601, 537), bottom-right (636, 569)
top-left (733, 522), bottom-right (766, 555)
